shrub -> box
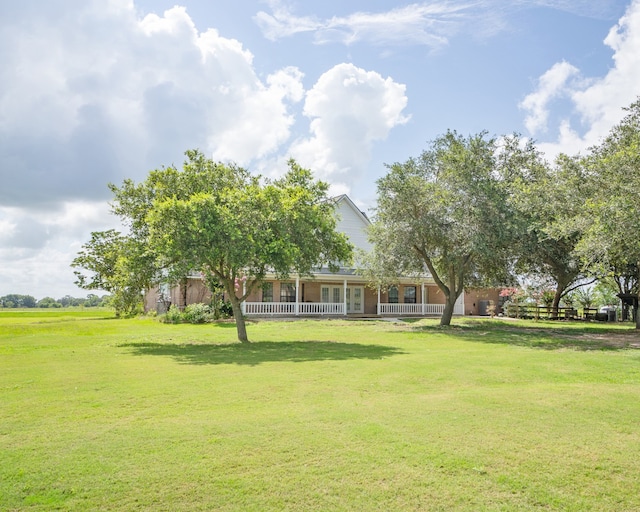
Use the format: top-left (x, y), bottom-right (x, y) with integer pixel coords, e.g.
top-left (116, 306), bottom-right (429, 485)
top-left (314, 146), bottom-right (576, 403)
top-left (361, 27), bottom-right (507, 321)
top-left (210, 299), bottom-right (233, 320)
top-left (163, 305), bottom-right (183, 324)
top-left (183, 303), bottom-right (211, 324)
top-left (574, 287), bottom-right (594, 309)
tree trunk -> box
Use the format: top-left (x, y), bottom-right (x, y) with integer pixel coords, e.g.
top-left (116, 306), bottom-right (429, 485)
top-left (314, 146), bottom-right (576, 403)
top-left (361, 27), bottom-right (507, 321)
top-left (230, 296), bottom-right (248, 343)
top-left (636, 288), bottom-right (640, 330)
top-left (181, 277), bottom-right (188, 308)
top-left (221, 276), bottom-right (249, 343)
top-left (551, 294), bottom-right (561, 320)
top-left (440, 294), bottom-right (457, 326)
top-left (229, 296), bottom-right (249, 343)
top-left (630, 261), bottom-right (640, 330)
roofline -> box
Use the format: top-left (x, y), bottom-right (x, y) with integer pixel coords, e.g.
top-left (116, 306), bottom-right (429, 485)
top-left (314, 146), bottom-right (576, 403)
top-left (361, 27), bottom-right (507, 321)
top-left (332, 194), bottom-right (371, 226)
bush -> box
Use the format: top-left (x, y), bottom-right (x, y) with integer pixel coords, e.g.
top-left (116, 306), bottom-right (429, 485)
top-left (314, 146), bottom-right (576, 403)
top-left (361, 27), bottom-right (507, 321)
top-left (183, 303), bottom-right (211, 324)
top-left (163, 305), bottom-right (183, 324)
top-left (212, 300), bottom-right (233, 319)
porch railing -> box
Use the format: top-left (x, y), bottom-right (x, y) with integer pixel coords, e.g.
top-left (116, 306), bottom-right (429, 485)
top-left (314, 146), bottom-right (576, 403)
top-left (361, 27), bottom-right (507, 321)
top-left (244, 302), bottom-right (296, 315)
top-left (378, 303), bottom-right (464, 316)
top-left (243, 302), bottom-right (345, 316)
top-left (299, 302), bottom-right (345, 315)
top-left (244, 302), bottom-right (463, 316)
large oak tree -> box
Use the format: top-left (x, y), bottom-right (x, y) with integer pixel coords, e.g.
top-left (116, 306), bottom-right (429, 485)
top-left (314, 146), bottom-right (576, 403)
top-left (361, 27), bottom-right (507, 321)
top-left (78, 150), bottom-right (352, 342)
top-left (367, 131), bottom-right (519, 325)
top-left (578, 99), bottom-right (640, 328)
top-left (509, 152), bottom-right (596, 314)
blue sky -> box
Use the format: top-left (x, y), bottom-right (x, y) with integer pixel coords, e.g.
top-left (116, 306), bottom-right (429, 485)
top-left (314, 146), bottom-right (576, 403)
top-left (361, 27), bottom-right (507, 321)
top-left (1, 0), bottom-right (638, 298)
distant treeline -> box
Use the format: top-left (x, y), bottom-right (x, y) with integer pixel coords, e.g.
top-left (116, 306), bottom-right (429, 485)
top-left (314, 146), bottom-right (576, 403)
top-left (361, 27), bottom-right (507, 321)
top-left (0, 294), bottom-right (111, 309)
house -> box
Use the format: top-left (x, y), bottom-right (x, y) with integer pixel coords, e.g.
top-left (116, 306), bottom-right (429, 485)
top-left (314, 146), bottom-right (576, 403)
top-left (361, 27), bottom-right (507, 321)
top-left (145, 195), bottom-right (502, 317)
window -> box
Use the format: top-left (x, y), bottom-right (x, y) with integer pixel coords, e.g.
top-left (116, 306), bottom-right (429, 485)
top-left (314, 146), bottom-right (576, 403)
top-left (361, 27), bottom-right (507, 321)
top-left (280, 282), bottom-right (296, 302)
top-left (388, 286), bottom-right (399, 303)
top-left (404, 286), bottom-right (417, 304)
top-left (321, 286), bottom-right (343, 303)
top-left (262, 282), bottom-right (273, 302)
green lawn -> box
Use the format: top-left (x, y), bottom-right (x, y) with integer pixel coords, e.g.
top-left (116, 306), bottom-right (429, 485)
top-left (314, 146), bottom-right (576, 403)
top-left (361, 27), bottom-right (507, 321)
top-left (2, 310), bottom-right (640, 511)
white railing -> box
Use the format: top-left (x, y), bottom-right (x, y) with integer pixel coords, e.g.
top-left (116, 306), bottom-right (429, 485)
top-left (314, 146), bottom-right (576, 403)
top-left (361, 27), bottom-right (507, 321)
top-left (378, 303), bottom-right (465, 316)
top-left (243, 302), bottom-right (345, 316)
top-left (244, 302), bottom-right (464, 316)
top-left (299, 302), bottom-right (345, 315)
top-left (244, 302), bottom-right (296, 315)
top-left (379, 303), bottom-right (426, 315)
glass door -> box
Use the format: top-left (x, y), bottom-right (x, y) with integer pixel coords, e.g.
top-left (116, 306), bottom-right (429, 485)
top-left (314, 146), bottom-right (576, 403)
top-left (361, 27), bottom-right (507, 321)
top-left (347, 286), bottom-right (363, 313)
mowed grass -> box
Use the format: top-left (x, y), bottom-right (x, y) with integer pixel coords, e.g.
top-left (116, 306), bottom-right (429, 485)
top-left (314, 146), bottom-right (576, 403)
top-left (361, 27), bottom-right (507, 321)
top-left (2, 311), bottom-right (640, 511)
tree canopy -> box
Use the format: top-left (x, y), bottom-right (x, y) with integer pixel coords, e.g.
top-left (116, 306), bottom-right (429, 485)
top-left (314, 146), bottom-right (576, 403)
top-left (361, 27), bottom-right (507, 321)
top-left (367, 131), bottom-right (518, 325)
top-left (508, 151), bottom-right (596, 313)
top-left (577, 98), bottom-right (640, 327)
top-left (72, 229), bottom-right (155, 317)
top-left (74, 150), bottom-right (352, 341)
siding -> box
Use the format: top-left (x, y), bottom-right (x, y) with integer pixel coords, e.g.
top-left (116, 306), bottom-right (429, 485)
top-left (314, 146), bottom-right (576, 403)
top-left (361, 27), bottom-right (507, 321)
top-left (335, 196), bottom-right (372, 253)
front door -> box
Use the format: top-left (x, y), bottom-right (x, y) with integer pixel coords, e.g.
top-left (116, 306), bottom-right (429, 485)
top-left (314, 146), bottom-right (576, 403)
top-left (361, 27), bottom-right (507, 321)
top-left (346, 286), bottom-right (364, 314)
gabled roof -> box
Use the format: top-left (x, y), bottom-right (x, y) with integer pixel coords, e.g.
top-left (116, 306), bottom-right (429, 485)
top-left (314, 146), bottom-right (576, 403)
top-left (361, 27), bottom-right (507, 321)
top-left (332, 194), bottom-right (372, 253)
top-left (331, 194), bottom-right (371, 224)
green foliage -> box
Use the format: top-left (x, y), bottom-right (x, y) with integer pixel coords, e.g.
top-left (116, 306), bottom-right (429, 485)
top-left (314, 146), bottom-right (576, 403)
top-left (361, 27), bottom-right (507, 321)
top-left (540, 289), bottom-right (555, 307)
top-left (36, 297), bottom-right (62, 308)
top-left (573, 287), bottom-right (595, 309)
top-left (577, 97), bottom-right (640, 326)
top-left (71, 230), bottom-right (154, 317)
top-left (508, 149), bottom-right (593, 310)
top-left (161, 303), bottom-right (224, 324)
top-left (163, 305), bottom-right (183, 324)
top-left (0, 294), bottom-right (37, 308)
top-left (368, 131), bottom-right (519, 325)
top-left (0, 294), bottom-right (109, 309)
top-left (209, 298), bottom-right (233, 320)
top-left (182, 303), bottom-right (212, 324)
top-left (593, 279), bottom-right (619, 307)
top-left (109, 150), bottom-right (352, 342)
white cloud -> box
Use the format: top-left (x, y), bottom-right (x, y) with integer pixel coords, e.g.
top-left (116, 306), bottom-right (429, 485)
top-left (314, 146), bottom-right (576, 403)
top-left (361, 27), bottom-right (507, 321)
top-left (254, 1), bottom-right (623, 49)
top-left (0, 3), bottom-right (304, 208)
top-left (254, 0), bottom-right (323, 40)
top-left (255, 1), bottom-right (470, 49)
top-left (210, 67), bottom-right (305, 164)
top-left (514, 0), bottom-right (623, 20)
top-left (0, 201), bottom-right (116, 298)
top-left (523, 0), bottom-right (640, 158)
top-left (287, 63), bottom-right (409, 195)
top-left (519, 61), bottom-right (580, 135)
top-left (0, 2), bottom-right (412, 298)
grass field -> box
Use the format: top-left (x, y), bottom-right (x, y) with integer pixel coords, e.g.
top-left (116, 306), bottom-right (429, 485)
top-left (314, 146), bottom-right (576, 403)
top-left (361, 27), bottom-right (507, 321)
top-left (2, 310), bottom-right (640, 511)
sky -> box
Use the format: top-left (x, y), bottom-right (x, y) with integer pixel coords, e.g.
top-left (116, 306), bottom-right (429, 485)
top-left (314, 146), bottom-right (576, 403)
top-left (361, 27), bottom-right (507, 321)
top-left (1, 0), bottom-right (639, 299)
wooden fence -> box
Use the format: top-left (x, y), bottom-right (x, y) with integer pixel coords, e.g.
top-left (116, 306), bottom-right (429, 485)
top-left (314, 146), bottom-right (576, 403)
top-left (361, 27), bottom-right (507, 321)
top-left (504, 304), bottom-right (599, 320)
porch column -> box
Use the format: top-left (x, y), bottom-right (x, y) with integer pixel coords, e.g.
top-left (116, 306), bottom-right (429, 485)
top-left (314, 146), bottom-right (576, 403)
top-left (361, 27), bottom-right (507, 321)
top-left (421, 282), bottom-right (425, 316)
top-left (343, 279), bottom-right (348, 316)
top-left (377, 286), bottom-right (381, 315)
top-left (295, 275), bottom-right (300, 316)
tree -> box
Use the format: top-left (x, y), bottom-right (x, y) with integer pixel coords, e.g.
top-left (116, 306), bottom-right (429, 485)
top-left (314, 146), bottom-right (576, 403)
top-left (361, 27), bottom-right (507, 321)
top-left (72, 229), bottom-right (156, 317)
top-left (367, 131), bottom-right (517, 326)
top-left (37, 297), bottom-right (62, 308)
top-left (108, 150), bottom-right (352, 342)
top-left (509, 152), bottom-right (596, 315)
top-left (0, 294), bottom-right (37, 308)
top-left (577, 98), bottom-right (640, 328)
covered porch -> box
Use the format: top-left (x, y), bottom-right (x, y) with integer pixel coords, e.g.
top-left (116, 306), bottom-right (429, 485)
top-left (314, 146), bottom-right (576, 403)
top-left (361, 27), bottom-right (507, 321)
top-left (242, 276), bottom-right (464, 317)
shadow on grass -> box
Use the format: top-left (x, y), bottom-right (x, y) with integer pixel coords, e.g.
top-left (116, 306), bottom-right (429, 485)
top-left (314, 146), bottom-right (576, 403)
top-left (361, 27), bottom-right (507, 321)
top-left (119, 340), bottom-right (405, 366)
top-left (159, 321), bottom-right (239, 328)
top-left (411, 320), bottom-right (640, 351)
